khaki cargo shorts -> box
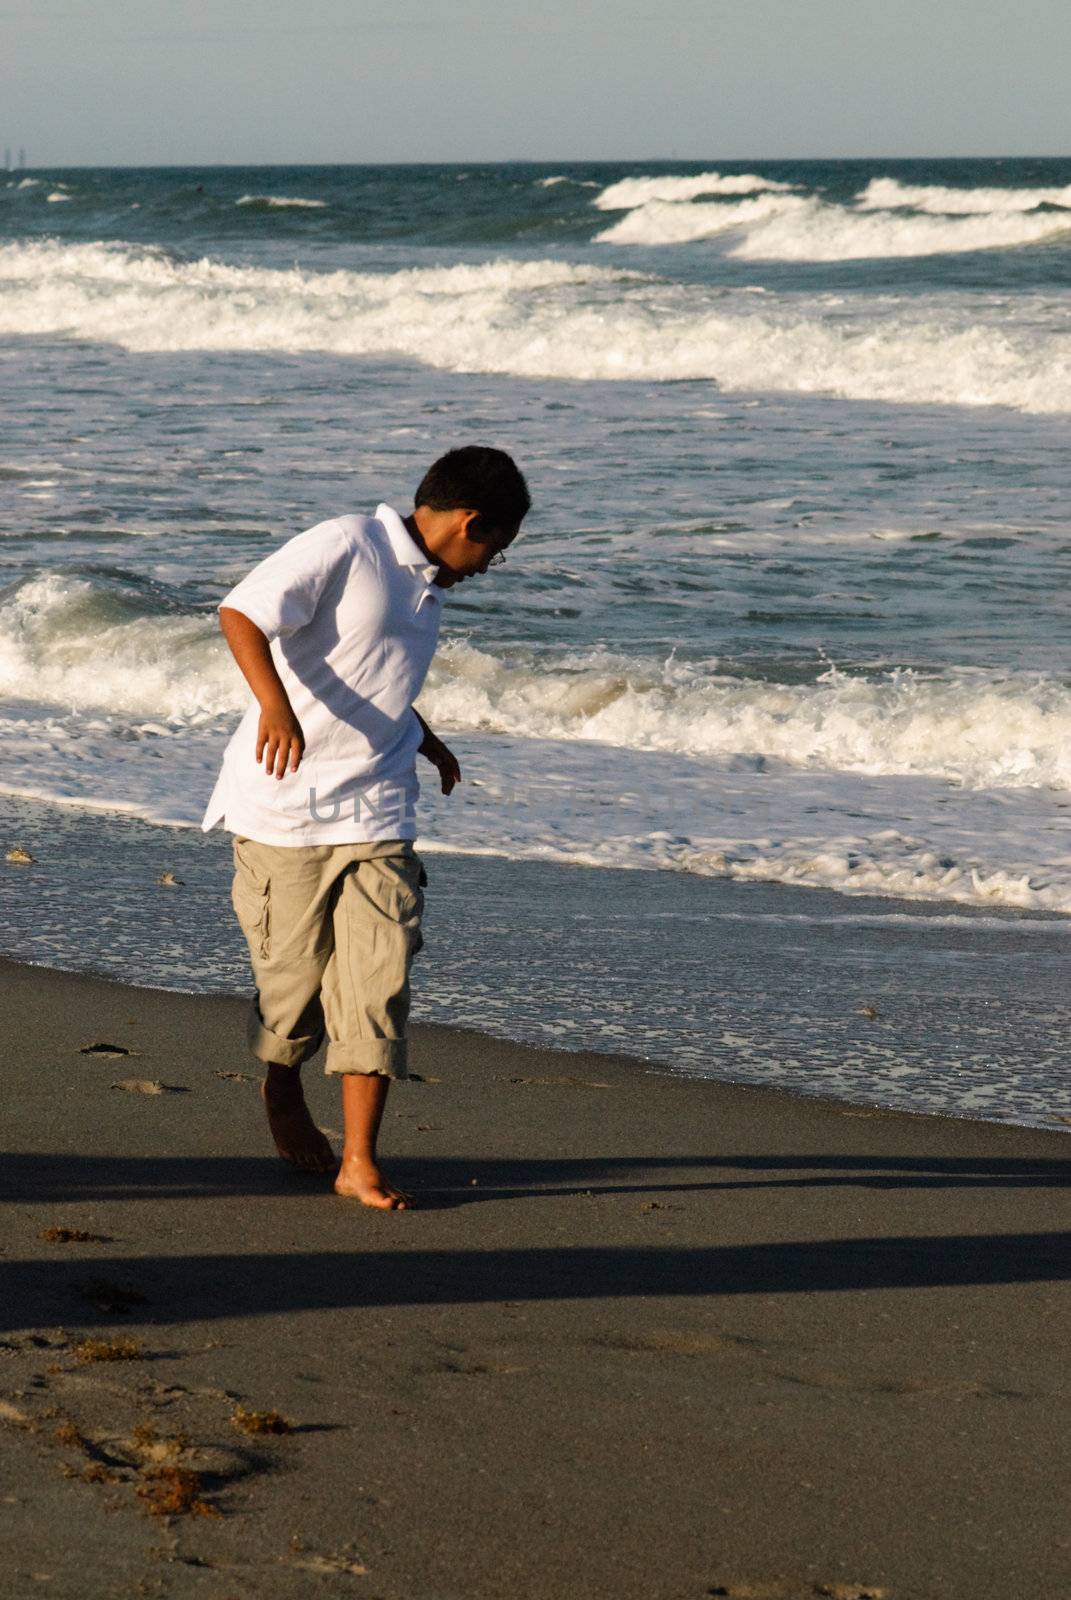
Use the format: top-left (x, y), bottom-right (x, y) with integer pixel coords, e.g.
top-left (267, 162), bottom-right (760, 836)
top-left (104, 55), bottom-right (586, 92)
top-left (230, 835), bottom-right (426, 1080)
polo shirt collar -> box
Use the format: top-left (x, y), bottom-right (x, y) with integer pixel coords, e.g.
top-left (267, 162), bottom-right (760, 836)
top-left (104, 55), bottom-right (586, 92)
top-left (376, 502), bottom-right (441, 589)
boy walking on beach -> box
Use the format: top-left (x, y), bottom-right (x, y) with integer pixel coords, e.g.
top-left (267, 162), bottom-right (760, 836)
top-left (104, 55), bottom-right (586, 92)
top-left (201, 446), bottom-right (530, 1209)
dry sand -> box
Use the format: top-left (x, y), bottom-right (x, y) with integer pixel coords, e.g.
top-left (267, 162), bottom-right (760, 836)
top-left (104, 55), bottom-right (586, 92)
top-left (0, 954), bottom-right (1068, 1600)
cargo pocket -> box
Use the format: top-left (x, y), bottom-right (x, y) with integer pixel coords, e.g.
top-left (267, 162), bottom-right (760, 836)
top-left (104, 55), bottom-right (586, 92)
top-left (231, 838), bottom-right (271, 961)
top-left (361, 853), bottom-right (425, 970)
top-left (402, 853), bottom-right (426, 958)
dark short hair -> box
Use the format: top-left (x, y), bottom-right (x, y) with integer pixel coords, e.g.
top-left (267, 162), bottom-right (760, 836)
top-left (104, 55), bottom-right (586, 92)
top-left (415, 446), bottom-right (531, 531)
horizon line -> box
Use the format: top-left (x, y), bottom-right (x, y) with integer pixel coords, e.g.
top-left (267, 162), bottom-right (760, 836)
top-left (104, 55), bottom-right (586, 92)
top-left (7, 154), bottom-right (1071, 172)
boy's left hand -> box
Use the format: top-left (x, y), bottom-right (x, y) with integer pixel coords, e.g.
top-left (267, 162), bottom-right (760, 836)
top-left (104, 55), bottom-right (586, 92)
top-left (419, 729), bottom-right (462, 795)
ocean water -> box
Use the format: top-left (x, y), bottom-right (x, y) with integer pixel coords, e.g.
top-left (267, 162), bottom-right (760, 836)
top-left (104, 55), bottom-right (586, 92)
top-left (2, 158), bottom-right (1070, 1122)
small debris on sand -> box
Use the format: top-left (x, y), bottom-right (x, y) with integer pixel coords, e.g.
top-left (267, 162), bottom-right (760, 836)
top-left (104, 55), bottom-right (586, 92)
top-left (857, 1004), bottom-right (880, 1020)
top-left (80, 1041), bottom-right (137, 1059)
top-left (231, 1405), bottom-right (291, 1436)
top-left (815, 1587), bottom-right (887, 1600)
top-left (5, 846), bottom-right (34, 864)
top-left (52, 1421), bottom-right (86, 1449)
top-left (215, 1070), bottom-right (256, 1083)
top-left (157, 870), bottom-right (182, 887)
top-left (41, 1227), bottom-right (104, 1244)
top-left (73, 1337), bottom-right (144, 1364)
top-left (0, 1399), bottom-right (33, 1427)
top-left (287, 1538), bottom-right (367, 1576)
top-left (707, 1585), bottom-right (792, 1599)
top-left (506, 1074), bottom-right (611, 1088)
top-left (110, 1079), bottom-right (185, 1095)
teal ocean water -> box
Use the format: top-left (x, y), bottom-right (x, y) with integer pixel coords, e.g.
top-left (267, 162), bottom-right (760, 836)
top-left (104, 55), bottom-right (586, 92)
top-left (2, 159), bottom-right (1070, 1122)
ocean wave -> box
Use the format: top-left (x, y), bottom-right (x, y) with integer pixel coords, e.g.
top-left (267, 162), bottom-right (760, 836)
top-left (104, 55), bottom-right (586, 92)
top-left (596, 192), bottom-right (1071, 258)
top-left (2, 239), bottom-right (1070, 411)
top-left (46, 191), bottom-right (70, 203)
top-left (857, 177), bottom-right (1071, 214)
top-left (595, 192), bottom-right (806, 243)
top-left (235, 193), bottom-right (328, 209)
top-left (420, 642), bottom-right (1071, 791)
top-left (537, 175), bottom-right (600, 189)
top-left (594, 171), bottom-right (795, 209)
top-left (0, 573), bottom-right (237, 718)
top-left (4, 578), bottom-right (1069, 793)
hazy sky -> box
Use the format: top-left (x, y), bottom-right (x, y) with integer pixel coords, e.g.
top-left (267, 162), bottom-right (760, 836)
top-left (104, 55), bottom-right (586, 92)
top-left (3, 0), bottom-right (1069, 167)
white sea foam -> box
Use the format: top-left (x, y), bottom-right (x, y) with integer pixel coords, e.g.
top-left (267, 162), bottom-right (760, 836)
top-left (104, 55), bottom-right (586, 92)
top-left (594, 171), bottom-right (794, 209)
top-left (2, 580), bottom-right (1069, 914)
top-left (15, 177), bottom-right (41, 189)
top-left (46, 191), bottom-right (70, 203)
top-left (537, 175), bottom-right (600, 189)
top-left (1, 699), bottom-right (1068, 915)
top-left (235, 193), bottom-right (327, 209)
top-left (2, 238), bottom-right (1070, 411)
top-left (597, 192), bottom-right (1071, 258)
top-left (857, 177), bottom-right (1071, 214)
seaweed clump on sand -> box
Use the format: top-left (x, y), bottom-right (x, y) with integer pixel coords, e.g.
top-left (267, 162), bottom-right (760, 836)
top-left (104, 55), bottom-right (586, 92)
top-left (230, 1404), bottom-right (291, 1435)
top-left (136, 1465), bottom-right (220, 1518)
top-left (73, 1336), bottom-right (144, 1364)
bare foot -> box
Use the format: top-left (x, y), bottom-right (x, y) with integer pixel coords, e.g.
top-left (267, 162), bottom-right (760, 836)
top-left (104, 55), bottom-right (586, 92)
top-left (334, 1158), bottom-right (413, 1210)
top-left (261, 1065), bottom-right (336, 1174)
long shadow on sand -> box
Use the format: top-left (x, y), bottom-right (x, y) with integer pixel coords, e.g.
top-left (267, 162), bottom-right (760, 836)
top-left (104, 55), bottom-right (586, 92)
top-left (2, 1150), bottom-right (1069, 1331)
top-left (2, 1151), bottom-right (1069, 1206)
top-left (2, 1230), bottom-right (1069, 1333)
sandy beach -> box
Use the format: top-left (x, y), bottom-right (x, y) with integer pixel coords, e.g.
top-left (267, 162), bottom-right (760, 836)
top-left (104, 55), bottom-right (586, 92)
top-left (1, 952), bottom-right (1068, 1600)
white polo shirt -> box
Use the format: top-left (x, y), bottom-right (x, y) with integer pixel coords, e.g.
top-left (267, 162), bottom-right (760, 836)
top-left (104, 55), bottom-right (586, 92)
top-left (201, 503), bottom-right (445, 846)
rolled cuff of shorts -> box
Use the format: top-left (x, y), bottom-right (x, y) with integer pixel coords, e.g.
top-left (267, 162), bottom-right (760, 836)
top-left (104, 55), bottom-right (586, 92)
top-left (246, 1006), bottom-right (325, 1069)
top-left (324, 1038), bottom-right (409, 1079)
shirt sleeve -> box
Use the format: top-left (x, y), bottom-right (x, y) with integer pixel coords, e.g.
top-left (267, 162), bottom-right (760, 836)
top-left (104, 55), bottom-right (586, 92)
top-left (217, 519), bottom-right (354, 642)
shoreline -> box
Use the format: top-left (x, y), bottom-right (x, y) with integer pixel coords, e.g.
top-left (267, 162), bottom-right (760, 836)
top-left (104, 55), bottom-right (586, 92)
top-left (2, 948), bottom-right (1069, 1140)
top-left (1, 954), bottom-right (1069, 1599)
top-left (3, 785), bottom-right (1071, 1131)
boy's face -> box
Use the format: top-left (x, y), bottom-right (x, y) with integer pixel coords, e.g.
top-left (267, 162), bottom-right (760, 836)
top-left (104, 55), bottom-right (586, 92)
top-left (432, 511), bottom-right (521, 588)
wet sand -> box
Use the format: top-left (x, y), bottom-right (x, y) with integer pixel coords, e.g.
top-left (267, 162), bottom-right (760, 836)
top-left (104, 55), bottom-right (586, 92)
top-left (1, 953), bottom-right (1068, 1600)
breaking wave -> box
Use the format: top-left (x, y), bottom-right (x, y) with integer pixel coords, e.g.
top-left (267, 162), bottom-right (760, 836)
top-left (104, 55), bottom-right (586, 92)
top-left (4, 576), bottom-right (1070, 795)
top-left (857, 177), bottom-right (1071, 214)
top-left (537, 175), bottom-right (600, 189)
top-left (235, 193), bottom-right (328, 209)
top-left (595, 192), bottom-right (1071, 258)
top-left (3, 239), bottom-right (1070, 411)
top-left (593, 170), bottom-right (795, 209)
top-left (420, 642), bottom-right (1071, 792)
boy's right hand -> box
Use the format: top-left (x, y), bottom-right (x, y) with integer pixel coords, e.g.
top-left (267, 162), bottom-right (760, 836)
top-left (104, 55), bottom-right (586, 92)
top-left (256, 701), bottom-right (306, 778)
